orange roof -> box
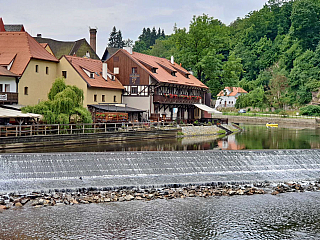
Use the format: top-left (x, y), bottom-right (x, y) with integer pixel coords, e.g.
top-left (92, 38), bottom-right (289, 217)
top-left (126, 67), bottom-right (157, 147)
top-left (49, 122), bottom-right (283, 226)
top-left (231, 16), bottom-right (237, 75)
top-left (64, 55), bottom-right (124, 90)
top-left (0, 32), bottom-right (58, 76)
top-left (0, 18), bottom-right (5, 32)
top-left (0, 66), bottom-right (19, 77)
top-left (119, 50), bottom-right (208, 89)
top-left (0, 53), bottom-right (16, 65)
top-left (217, 87), bottom-right (248, 97)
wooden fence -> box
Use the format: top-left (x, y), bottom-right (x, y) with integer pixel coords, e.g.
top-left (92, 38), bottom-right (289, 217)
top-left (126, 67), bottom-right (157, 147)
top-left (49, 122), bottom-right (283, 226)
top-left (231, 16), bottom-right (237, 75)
top-left (0, 122), bottom-right (178, 138)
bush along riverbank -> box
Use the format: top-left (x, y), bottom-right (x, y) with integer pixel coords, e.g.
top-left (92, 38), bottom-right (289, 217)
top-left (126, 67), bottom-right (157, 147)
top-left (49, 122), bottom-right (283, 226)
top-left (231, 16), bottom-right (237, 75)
top-left (1, 180), bottom-right (319, 211)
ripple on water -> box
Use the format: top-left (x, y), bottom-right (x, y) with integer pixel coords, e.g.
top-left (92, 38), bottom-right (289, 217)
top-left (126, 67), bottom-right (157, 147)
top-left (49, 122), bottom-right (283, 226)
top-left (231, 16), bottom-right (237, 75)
top-left (1, 192), bottom-right (320, 239)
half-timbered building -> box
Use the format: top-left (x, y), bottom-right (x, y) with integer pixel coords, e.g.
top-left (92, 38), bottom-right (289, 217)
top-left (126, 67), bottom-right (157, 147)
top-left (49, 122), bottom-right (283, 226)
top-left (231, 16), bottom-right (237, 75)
top-left (107, 47), bottom-right (209, 122)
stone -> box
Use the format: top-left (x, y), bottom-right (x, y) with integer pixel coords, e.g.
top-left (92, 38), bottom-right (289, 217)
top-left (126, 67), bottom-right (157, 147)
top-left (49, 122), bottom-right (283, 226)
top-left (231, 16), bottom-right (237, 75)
top-left (124, 195), bottom-right (134, 201)
top-left (271, 191), bottom-right (280, 195)
top-left (15, 202), bottom-right (23, 207)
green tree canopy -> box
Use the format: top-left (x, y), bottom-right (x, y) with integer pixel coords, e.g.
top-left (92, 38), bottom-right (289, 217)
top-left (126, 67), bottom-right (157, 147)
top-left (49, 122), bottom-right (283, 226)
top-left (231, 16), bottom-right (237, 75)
top-left (22, 78), bottom-right (92, 124)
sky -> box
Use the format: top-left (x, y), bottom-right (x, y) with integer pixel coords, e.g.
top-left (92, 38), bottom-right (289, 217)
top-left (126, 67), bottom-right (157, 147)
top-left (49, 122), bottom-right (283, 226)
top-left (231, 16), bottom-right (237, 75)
top-left (1, 0), bottom-right (268, 57)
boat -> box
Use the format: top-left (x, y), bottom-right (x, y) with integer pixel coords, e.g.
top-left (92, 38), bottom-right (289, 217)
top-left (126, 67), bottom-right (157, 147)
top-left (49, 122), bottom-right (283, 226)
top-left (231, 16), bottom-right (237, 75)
top-left (266, 123), bottom-right (278, 127)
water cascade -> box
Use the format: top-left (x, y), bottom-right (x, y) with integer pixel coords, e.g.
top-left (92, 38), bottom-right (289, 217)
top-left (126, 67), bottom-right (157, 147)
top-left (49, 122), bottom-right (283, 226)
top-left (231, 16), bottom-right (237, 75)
top-left (1, 150), bottom-right (320, 193)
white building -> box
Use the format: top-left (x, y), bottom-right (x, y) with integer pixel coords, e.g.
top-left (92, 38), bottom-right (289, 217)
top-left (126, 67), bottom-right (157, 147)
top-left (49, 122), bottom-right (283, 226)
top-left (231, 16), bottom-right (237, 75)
top-left (215, 87), bottom-right (248, 108)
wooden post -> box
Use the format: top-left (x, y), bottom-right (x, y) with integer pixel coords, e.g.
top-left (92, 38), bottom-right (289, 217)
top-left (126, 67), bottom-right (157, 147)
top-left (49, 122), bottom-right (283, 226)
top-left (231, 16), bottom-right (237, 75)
top-left (58, 124), bottom-right (60, 135)
top-left (45, 125), bottom-right (46, 135)
top-left (105, 123), bottom-right (107, 132)
top-left (83, 124), bottom-right (85, 134)
top-left (30, 125), bottom-right (32, 136)
top-left (94, 123), bottom-right (96, 133)
top-left (71, 124), bottom-right (73, 134)
top-left (15, 126), bottom-right (17, 137)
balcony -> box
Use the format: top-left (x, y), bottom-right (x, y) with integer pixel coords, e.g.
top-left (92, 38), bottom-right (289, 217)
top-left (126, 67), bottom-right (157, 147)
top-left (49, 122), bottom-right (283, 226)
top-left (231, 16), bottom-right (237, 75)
top-left (0, 92), bottom-right (18, 104)
top-left (153, 94), bottom-right (201, 105)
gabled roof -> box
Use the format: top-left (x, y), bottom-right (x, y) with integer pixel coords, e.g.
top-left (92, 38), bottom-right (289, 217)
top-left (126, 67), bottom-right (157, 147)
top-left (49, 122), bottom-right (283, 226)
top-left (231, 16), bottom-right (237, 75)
top-left (0, 53), bottom-right (16, 65)
top-left (116, 49), bottom-right (208, 89)
top-left (102, 47), bottom-right (120, 61)
top-left (0, 32), bottom-right (59, 76)
top-left (217, 87), bottom-right (248, 97)
top-left (34, 36), bottom-right (100, 60)
top-left (0, 66), bottom-right (19, 77)
top-left (64, 55), bottom-right (124, 90)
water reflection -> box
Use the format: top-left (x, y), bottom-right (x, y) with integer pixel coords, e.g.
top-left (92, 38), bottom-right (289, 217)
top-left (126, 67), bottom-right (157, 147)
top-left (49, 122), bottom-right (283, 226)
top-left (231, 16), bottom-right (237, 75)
top-left (2, 124), bottom-right (320, 153)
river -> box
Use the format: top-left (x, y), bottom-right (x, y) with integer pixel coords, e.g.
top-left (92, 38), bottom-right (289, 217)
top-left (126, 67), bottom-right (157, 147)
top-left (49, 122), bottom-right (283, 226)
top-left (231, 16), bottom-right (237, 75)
top-left (1, 124), bottom-right (320, 239)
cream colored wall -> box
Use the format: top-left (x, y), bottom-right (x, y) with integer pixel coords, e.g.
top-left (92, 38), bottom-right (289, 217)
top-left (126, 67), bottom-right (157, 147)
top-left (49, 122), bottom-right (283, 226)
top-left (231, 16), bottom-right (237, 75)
top-left (87, 88), bottom-right (122, 105)
top-left (45, 46), bottom-right (54, 56)
top-left (57, 57), bottom-right (88, 106)
top-left (18, 59), bottom-right (57, 106)
top-left (58, 57), bottom-right (122, 107)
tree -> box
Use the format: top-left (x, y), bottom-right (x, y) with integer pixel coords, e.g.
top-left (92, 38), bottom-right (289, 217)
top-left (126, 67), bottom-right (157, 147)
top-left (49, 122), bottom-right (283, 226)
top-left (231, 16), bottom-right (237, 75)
top-left (22, 78), bottom-right (92, 124)
top-left (108, 26), bottom-right (124, 48)
top-left (123, 38), bottom-right (134, 47)
top-left (266, 72), bottom-right (290, 109)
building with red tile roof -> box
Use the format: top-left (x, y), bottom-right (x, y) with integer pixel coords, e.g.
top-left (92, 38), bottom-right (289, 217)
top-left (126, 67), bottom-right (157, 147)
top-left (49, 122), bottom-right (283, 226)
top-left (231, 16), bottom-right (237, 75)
top-left (0, 22), bottom-right (59, 105)
top-left (215, 87), bottom-right (248, 108)
top-left (59, 55), bottom-right (124, 107)
top-left (107, 48), bottom-right (210, 122)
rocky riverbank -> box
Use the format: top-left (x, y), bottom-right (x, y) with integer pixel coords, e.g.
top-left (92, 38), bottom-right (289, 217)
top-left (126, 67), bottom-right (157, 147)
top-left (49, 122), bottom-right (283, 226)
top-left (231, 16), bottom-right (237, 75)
top-left (1, 181), bottom-right (319, 211)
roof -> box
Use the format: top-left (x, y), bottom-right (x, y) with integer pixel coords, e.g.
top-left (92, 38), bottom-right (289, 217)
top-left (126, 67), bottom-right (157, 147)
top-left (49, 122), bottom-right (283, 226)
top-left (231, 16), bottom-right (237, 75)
top-left (0, 32), bottom-right (59, 76)
top-left (0, 53), bottom-right (16, 65)
top-left (217, 87), bottom-right (248, 97)
top-left (34, 36), bottom-right (100, 60)
top-left (89, 104), bottom-right (146, 113)
top-left (194, 104), bottom-right (222, 114)
top-left (0, 66), bottom-right (19, 77)
top-left (118, 49), bottom-right (208, 89)
top-left (64, 55), bottom-right (124, 90)
top-left (0, 107), bottom-right (42, 118)
top-left (102, 47), bottom-right (120, 61)
top-left (4, 25), bottom-right (25, 32)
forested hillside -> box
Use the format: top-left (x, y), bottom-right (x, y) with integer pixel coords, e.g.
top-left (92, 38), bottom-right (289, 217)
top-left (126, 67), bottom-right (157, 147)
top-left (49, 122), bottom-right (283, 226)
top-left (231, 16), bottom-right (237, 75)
top-left (133, 0), bottom-right (320, 111)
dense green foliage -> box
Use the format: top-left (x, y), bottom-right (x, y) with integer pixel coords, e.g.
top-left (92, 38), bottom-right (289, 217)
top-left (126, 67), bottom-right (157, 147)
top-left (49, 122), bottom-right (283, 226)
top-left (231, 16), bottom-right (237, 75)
top-left (133, 27), bottom-right (165, 52)
top-left (300, 105), bottom-right (320, 116)
top-left (22, 78), bottom-right (93, 124)
top-left (134, 0), bottom-right (320, 114)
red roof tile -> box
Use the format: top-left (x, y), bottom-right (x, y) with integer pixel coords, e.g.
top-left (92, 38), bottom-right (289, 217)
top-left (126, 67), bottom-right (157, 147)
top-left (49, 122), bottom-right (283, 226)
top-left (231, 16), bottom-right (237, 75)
top-left (120, 50), bottom-right (208, 89)
top-left (0, 53), bottom-right (16, 65)
top-left (64, 55), bottom-right (124, 90)
top-left (0, 32), bottom-right (58, 76)
top-left (217, 87), bottom-right (248, 97)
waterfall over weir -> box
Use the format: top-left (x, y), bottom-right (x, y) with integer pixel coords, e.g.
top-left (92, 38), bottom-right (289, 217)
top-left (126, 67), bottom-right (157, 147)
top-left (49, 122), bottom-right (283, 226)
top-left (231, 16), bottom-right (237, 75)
top-left (1, 150), bottom-right (320, 194)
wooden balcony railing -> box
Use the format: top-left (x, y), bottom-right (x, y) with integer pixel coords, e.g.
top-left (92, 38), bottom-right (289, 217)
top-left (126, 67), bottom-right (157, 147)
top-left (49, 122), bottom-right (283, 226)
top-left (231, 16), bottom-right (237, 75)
top-left (153, 95), bottom-right (200, 104)
top-left (0, 92), bottom-right (18, 104)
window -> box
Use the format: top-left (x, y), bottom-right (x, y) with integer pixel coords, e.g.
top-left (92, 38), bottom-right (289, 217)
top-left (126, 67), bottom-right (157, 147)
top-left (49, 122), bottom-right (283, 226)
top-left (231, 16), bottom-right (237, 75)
top-left (90, 72), bottom-right (94, 79)
top-left (94, 94), bottom-right (97, 102)
top-left (24, 87), bottom-right (28, 95)
top-left (151, 68), bottom-right (157, 73)
top-left (113, 95), bottom-right (117, 102)
top-left (46, 67), bottom-right (49, 75)
top-left (0, 84), bottom-right (3, 92)
top-left (132, 67), bottom-right (137, 74)
top-left (114, 67), bottom-right (119, 74)
top-left (131, 87), bottom-right (138, 94)
top-left (62, 71), bottom-right (67, 78)
top-left (35, 65), bottom-right (38, 73)
top-left (5, 84), bottom-right (10, 92)
top-left (171, 71), bottom-right (176, 76)
top-left (102, 95), bottom-right (105, 102)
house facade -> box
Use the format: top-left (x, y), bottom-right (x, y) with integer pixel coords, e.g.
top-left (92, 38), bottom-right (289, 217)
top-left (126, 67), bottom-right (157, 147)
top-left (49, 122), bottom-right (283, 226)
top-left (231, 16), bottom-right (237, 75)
top-left (215, 87), bottom-right (248, 108)
top-left (107, 48), bottom-right (209, 121)
top-left (58, 55), bottom-right (124, 107)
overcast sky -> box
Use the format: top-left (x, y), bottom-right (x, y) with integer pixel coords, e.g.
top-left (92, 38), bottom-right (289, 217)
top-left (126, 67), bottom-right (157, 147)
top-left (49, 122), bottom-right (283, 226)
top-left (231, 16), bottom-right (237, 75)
top-left (1, 0), bottom-right (268, 57)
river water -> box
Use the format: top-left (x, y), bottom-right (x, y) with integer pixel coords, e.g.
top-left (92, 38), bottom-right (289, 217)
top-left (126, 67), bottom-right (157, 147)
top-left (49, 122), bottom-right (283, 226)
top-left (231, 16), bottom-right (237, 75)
top-left (1, 124), bottom-right (320, 239)
top-left (1, 192), bottom-right (320, 239)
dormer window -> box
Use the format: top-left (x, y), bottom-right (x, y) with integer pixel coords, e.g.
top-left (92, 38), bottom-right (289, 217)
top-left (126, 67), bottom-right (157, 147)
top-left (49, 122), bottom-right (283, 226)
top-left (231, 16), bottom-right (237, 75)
top-left (90, 72), bottom-right (94, 79)
top-left (171, 71), bottom-right (176, 77)
top-left (151, 68), bottom-right (157, 73)
top-left (186, 74), bottom-right (190, 79)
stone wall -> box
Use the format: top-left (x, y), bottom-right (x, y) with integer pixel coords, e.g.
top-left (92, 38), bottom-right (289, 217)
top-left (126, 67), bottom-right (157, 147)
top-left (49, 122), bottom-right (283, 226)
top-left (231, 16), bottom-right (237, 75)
top-left (181, 125), bottom-right (221, 136)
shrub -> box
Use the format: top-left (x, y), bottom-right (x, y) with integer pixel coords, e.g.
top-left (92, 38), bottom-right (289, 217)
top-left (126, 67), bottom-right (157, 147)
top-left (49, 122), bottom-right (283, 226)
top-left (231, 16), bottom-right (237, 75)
top-left (300, 105), bottom-right (320, 116)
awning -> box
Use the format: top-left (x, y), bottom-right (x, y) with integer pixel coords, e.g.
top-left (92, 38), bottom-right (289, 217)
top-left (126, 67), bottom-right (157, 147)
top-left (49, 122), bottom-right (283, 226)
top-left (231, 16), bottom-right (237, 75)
top-left (0, 107), bottom-right (42, 118)
top-left (88, 104), bottom-right (146, 113)
top-left (194, 104), bottom-right (222, 114)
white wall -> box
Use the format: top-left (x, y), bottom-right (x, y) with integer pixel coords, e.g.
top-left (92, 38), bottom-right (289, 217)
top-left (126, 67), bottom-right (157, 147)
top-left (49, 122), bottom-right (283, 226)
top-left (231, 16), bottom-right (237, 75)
top-left (0, 76), bottom-right (17, 92)
top-left (215, 96), bottom-right (237, 108)
top-left (123, 96), bottom-right (150, 120)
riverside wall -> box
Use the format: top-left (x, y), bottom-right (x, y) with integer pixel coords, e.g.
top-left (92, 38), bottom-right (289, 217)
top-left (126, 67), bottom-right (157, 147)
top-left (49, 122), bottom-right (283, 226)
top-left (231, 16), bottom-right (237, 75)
top-left (218, 115), bottom-right (318, 127)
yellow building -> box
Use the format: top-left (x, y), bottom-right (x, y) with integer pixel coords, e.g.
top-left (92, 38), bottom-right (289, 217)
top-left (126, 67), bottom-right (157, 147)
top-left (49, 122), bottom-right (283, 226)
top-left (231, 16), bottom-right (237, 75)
top-left (58, 55), bottom-right (124, 107)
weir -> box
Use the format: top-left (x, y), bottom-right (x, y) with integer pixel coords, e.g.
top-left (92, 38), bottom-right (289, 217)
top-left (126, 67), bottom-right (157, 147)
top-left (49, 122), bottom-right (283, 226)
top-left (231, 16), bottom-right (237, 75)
top-left (1, 150), bottom-right (320, 194)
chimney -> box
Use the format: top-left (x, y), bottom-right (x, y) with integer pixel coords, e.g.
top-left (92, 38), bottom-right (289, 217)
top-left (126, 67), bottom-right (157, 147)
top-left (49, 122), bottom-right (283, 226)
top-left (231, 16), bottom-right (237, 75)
top-left (89, 27), bottom-right (97, 53)
top-left (123, 47), bottom-right (133, 55)
top-left (171, 56), bottom-right (174, 64)
top-left (37, 33), bottom-right (42, 38)
top-left (102, 62), bottom-right (108, 80)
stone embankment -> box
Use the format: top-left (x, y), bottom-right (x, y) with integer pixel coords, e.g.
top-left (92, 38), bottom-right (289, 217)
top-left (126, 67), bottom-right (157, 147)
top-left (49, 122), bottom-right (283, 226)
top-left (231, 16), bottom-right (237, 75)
top-left (1, 181), bottom-right (318, 211)
top-left (180, 125), bottom-right (239, 137)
